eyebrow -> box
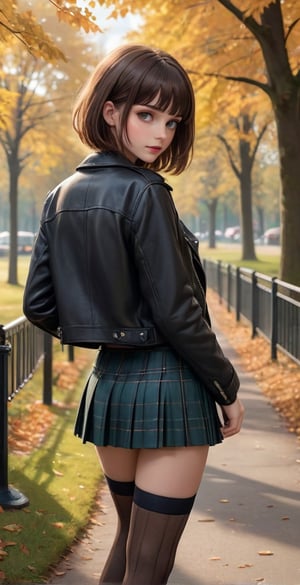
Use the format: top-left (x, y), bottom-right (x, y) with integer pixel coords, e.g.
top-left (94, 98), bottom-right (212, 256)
top-left (136, 104), bottom-right (182, 117)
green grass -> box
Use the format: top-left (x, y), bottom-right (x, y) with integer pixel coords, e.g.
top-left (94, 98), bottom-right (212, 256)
top-left (0, 256), bottom-right (30, 323)
top-left (199, 242), bottom-right (280, 277)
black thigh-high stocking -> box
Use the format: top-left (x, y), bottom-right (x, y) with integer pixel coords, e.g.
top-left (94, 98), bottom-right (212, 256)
top-left (123, 486), bottom-right (196, 585)
top-left (99, 476), bottom-right (135, 584)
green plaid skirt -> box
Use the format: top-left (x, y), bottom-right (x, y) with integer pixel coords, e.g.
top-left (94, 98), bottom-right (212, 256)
top-left (74, 345), bottom-right (223, 448)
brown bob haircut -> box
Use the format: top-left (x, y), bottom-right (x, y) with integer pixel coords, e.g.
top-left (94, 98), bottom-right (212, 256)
top-left (73, 44), bottom-right (195, 174)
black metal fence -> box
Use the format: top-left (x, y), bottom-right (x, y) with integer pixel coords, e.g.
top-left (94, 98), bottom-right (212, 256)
top-left (203, 259), bottom-right (300, 365)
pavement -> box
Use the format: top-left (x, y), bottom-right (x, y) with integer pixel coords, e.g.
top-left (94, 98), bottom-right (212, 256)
top-left (46, 327), bottom-right (300, 585)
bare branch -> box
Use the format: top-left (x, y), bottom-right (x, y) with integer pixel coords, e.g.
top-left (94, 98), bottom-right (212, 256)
top-left (205, 72), bottom-right (272, 97)
top-left (217, 133), bottom-right (241, 179)
top-left (251, 122), bottom-right (270, 162)
top-left (285, 17), bottom-right (300, 43)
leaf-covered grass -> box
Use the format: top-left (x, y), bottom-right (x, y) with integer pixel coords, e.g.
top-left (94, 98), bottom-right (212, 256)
top-left (0, 256), bottom-right (101, 582)
top-left (0, 344), bottom-right (100, 584)
top-left (199, 243), bottom-right (280, 277)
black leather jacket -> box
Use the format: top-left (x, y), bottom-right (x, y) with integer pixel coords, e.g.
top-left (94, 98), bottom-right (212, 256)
top-left (23, 151), bottom-right (239, 405)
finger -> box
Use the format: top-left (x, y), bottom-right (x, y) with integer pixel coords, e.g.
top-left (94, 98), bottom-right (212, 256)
top-left (221, 418), bottom-right (242, 438)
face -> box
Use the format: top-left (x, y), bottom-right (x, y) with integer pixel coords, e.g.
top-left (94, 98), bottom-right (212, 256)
top-left (103, 98), bottom-right (181, 164)
top-left (123, 102), bottom-right (181, 163)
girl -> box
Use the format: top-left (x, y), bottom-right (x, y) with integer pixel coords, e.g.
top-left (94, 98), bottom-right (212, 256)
top-left (23, 44), bottom-right (244, 585)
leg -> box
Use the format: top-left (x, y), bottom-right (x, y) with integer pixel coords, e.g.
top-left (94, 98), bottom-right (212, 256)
top-left (96, 447), bottom-right (139, 584)
top-left (123, 445), bottom-right (209, 585)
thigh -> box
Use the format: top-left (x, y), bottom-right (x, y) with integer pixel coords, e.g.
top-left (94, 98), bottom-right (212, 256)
top-left (135, 445), bottom-right (209, 499)
top-left (96, 446), bottom-right (139, 482)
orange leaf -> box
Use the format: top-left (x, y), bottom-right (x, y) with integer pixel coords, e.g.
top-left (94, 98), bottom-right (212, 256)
top-left (20, 543), bottom-right (29, 555)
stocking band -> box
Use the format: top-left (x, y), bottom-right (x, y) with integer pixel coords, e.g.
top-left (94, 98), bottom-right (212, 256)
top-left (134, 485), bottom-right (196, 515)
top-left (105, 475), bottom-right (135, 496)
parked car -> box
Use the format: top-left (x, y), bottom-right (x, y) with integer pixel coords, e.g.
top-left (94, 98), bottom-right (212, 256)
top-left (224, 226), bottom-right (240, 240)
top-left (0, 231), bottom-right (35, 256)
top-left (263, 227), bottom-right (280, 245)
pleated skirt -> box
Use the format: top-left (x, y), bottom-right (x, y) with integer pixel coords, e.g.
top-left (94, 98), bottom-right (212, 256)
top-left (74, 345), bottom-right (223, 448)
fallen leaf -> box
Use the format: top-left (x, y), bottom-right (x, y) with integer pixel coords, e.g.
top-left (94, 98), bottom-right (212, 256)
top-left (281, 516), bottom-right (290, 520)
top-left (219, 499), bottom-right (229, 503)
top-left (51, 522), bottom-right (65, 529)
top-left (27, 565), bottom-right (36, 572)
top-left (20, 543), bottom-right (29, 555)
top-left (0, 540), bottom-right (16, 548)
top-left (198, 518), bottom-right (215, 522)
top-left (0, 550), bottom-right (8, 558)
top-left (53, 469), bottom-right (64, 477)
top-left (209, 556), bottom-right (221, 561)
top-left (258, 550), bottom-right (274, 556)
top-left (54, 570), bottom-right (67, 576)
top-left (255, 578), bottom-right (265, 582)
top-left (238, 563), bottom-right (253, 568)
top-left (2, 524), bottom-right (22, 533)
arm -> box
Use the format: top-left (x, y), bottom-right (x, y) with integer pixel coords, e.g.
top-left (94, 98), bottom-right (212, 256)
top-left (23, 226), bottom-right (59, 337)
top-left (132, 183), bottom-right (240, 406)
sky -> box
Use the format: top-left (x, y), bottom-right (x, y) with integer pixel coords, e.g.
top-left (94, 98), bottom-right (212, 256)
top-left (79, 2), bottom-right (143, 53)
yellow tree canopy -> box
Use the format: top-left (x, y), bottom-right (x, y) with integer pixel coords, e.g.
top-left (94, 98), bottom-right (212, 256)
top-left (0, 0), bottom-right (102, 61)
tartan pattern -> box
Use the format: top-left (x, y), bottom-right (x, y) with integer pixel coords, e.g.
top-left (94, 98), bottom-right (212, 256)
top-left (74, 346), bottom-right (223, 448)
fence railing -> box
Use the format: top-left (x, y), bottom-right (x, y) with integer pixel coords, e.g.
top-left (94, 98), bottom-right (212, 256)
top-left (203, 259), bottom-right (300, 365)
top-left (0, 319), bottom-right (53, 510)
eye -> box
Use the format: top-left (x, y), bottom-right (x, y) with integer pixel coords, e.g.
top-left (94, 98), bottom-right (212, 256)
top-left (138, 111), bottom-right (153, 122)
top-left (167, 119), bottom-right (180, 130)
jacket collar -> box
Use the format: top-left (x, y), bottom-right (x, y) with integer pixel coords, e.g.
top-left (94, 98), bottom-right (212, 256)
top-left (76, 151), bottom-right (172, 190)
top-left (77, 151), bottom-right (133, 170)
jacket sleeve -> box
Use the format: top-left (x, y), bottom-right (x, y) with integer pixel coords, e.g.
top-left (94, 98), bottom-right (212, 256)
top-left (23, 226), bottom-right (59, 338)
top-left (132, 183), bottom-right (240, 405)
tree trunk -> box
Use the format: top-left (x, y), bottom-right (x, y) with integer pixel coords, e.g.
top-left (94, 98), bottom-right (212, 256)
top-left (256, 206), bottom-right (264, 237)
top-left (8, 156), bottom-right (20, 285)
top-left (207, 199), bottom-right (218, 248)
top-left (257, 1), bottom-right (300, 284)
top-left (239, 119), bottom-right (257, 261)
top-left (275, 98), bottom-right (300, 285)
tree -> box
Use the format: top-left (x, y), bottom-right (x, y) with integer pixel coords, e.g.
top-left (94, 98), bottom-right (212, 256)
top-left (0, 0), bottom-right (100, 61)
top-left (214, 0), bottom-right (300, 284)
top-left (0, 4), bottom-right (100, 284)
top-left (216, 107), bottom-right (269, 258)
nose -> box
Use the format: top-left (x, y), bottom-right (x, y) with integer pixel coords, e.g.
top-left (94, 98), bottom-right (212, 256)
top-left (155, 121), bottom-right (167, 140)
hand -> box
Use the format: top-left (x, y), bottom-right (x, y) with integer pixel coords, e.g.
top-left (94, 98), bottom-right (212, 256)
top-left (221, 398), bottom-right (244, 438)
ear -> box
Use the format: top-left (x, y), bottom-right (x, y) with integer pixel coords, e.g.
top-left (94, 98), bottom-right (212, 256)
top-left (103, 101), bottom-right (120, 127)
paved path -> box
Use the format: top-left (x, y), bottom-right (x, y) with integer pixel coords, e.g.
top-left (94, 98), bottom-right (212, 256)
top-left (48, 329), bottom-right (300, 585)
